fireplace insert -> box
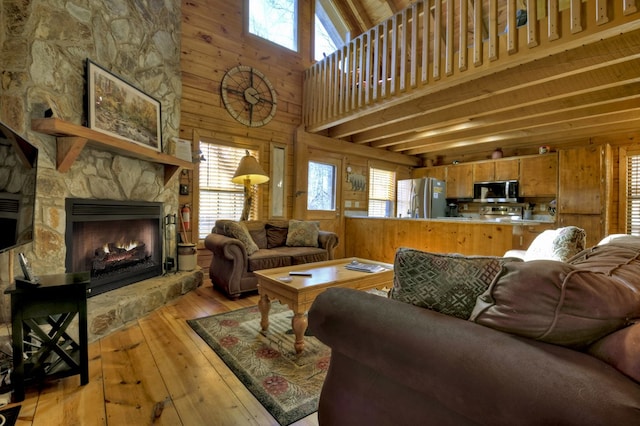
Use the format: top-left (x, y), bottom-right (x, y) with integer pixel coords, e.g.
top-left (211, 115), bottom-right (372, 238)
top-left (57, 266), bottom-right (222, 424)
top-left (65, 199), bottom-right (163, 296)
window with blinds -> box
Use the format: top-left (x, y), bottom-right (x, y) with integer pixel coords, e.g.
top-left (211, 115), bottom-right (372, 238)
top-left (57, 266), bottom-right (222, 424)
top-left (368, 167), bottom-right (396, 217)
top-left (198, 142), bottom-right (259, 239)
top-left (627, 153), bottom-right (640, 235)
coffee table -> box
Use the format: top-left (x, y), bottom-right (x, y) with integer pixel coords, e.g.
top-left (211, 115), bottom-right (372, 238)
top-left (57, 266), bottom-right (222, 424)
top-left (255, 257), bottom-right (393, 353)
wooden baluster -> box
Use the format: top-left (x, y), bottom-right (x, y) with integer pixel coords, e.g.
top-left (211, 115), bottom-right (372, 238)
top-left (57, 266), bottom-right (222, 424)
top-left (400, 9), bottom-right (407, 92)
top-left (623, 0), bottom-right (638, 15)
top-left (570, 0), bottom-right (583, 33)
top-left (332, 52), bottom-right (339, 118)
top-left (357, 34), bottom-right (365, 107)
top-left (446, 0), bottom-right (454, 75)
top-left (507, 0), bottom-right (517, 54)
top-left (390, 14), bottom-right (398, 95)
top-left (527, 0), bottom-right (539, 47)
top-left (421, 0), bottom-right (429, 84)
top-left (410, 3), bottom-right (418, 88)
top-left (433, 0), bottom-right (442, 79)
top-left (548, 0), bottom-right (560, 41)
top-left (381, 20), bottom-right (388, 98)
top-left (595, 0), bottom-right (609, 24)
top-left (365, 30), bottom-right (372, 105)
top-left (489, 0), bottom-right (498, 61)
top-left (373, 25), bottom-right (380, 101)
top-left (473, 0), bottom-right (483, 66)
top-left (458, 0), bottom-right (468, 71)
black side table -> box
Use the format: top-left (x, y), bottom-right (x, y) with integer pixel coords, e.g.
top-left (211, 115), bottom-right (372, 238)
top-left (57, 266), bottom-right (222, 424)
top-left (5, 272), bottom-right (90, 401)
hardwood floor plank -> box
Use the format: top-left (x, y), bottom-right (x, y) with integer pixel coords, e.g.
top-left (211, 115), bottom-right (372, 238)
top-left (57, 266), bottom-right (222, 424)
top-left (100, 323), bottom-right (181, 425)
top-left (138, 301), bottom-right (261, 425)
top-left (28, 342), bottom-right (106, 426)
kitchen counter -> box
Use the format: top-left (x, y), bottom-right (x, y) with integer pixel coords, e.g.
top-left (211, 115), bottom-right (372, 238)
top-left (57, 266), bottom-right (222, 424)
top-left (344, 216), bottom-right (556, 261)
top-left (395, 216), bottom-right (556, 225)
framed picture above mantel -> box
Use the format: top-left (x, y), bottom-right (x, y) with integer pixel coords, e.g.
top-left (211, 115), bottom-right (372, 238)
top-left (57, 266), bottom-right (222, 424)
top-left (86, 59), bottom-right (162, 152)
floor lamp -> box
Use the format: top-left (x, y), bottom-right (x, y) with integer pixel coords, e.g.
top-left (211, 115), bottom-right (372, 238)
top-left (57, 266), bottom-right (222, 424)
top-left (232, 150), bottom-right (270, 221)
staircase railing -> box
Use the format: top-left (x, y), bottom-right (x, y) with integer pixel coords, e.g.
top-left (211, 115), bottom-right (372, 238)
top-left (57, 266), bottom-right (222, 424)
top-left (303, 0), bottom-right (639, 133)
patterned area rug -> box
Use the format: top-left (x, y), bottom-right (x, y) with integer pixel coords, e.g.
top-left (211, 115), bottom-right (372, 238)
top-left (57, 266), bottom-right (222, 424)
top-left (188, 302), bottom-right (330, 426)
top-left (0, 405), bottom-right (20, 426)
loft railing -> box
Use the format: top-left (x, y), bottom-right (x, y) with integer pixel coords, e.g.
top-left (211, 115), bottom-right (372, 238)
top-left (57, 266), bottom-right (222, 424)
top-left (303, 0), bottom-right (639, 132)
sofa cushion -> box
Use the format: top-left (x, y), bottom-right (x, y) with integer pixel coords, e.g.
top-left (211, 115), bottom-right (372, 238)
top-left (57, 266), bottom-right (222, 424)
top-left (244, 221), bottom-right (268, 249)
top-left (470, 244), bottom-right (640, 348)
top-left (286, 220), bottom-right (319, 247)
top-left (390, 248), bottom-right (517, 319)
top-left (266, 223), bottom-right (288, 248)
top-left (587, 322), bottom-right (640, 383)
top-left (222, 221), bottom-right (259, 255)
top-left (290, 248), bottom-right (328, 265)
top-left (524, 226), bottom-right (586, 261)
top-left (248, 248), bottom-right (293, 271)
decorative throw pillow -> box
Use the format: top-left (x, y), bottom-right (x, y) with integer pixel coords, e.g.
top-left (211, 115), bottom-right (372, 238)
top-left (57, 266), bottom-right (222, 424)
top-left (223, 221), bottom-right (259, 255)
top-left (524, 226), bottom-right (586, 261)
top-left (390, 248), bottom-right (518, 319)
top-left (470, 244), bottom-right (640, 348)
top-left (587, 322), bottom-right (640, 383)
top-left (244, 221), bottom-right (268, 249)
top-left (266, 223), bottom-right (289, 248)
top-left (286, 220), bottom-right (319, 247)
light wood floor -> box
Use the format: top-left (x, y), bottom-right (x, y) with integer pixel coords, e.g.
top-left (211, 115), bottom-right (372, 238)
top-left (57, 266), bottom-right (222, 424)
top-left (9, 279), bottom-right (319, 426)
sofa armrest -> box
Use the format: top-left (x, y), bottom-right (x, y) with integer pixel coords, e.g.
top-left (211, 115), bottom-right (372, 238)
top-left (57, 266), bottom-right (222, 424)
top-left (204, 233), bottom-right (248, 295)
top-left (317, 230), bottom-right (338, 259)
top-left (503, 249), bottom-right (526, 259)
top-left (308, 288), bottom-right (640, 424)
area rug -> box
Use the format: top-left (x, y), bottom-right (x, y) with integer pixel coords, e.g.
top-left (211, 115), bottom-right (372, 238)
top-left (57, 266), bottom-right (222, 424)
top-left (187, 302), bottom-right (330, 426)
top-left (0, 405), bottom-right (20, 426)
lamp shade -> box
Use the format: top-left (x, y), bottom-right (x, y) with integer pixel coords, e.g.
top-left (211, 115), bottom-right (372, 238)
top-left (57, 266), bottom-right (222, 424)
top-left (231, 151), bottom-right (270, 185)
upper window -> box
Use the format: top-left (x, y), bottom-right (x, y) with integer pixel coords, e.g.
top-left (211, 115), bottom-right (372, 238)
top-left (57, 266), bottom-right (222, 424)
top-left (625, 149), bottom-right (640, 235)
top-left (307, 161), bottom-right (336, 211)
top-left (248, 0), bottom-right (298, 51)
top-left (198, 141), bottom-right (260, 239)
top-left (368, 167), bottom-right (396, 217)
top-left (315, 0), bottom-right (349, 60)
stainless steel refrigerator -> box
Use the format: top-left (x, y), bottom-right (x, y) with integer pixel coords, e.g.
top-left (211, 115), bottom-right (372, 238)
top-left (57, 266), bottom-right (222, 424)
top-left (397, 178), bottom-right (447, 218)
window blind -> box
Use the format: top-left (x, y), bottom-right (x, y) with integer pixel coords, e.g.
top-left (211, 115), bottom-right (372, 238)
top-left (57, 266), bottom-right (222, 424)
top-left (368, 167), bottom-right (395, 217)
top-left (198, 142), bottom-right (258, 239)
top-left (627, 154), bottom-right (640, 235)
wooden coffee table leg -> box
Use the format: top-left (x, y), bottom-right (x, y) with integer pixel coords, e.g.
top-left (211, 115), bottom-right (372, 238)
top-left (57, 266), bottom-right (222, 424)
top-left (292, 313), bottom-right (308, 354)
top-left (258, 294), bottom-right (271, 332)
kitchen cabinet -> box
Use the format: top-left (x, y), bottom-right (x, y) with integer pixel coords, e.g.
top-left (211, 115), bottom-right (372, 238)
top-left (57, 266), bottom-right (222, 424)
top-left (446, 163), bottom-right (474, 198)
top-left (413, 165), bottom-right (446, 181)
top-left (519, 154), bottom-right (558, 197)
top-left (557, 145), bottom-right (611, 246)
top-left (473, 158), bottom-right (519, 182)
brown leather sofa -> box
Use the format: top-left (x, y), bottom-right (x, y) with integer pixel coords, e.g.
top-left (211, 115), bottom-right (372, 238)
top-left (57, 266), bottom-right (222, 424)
top-left (308, 236), bottom-right (640, 425)
top-left (204, 219), bottom-right (338, 298)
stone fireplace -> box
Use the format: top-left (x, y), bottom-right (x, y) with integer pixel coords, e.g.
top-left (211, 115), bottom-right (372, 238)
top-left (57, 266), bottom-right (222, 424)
top-left (65, 199), bottom-right (164, 296)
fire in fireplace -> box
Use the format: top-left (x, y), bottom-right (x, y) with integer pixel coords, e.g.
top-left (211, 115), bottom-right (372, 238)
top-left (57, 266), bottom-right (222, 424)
top-left (65, 199), bottom-right (163, 296)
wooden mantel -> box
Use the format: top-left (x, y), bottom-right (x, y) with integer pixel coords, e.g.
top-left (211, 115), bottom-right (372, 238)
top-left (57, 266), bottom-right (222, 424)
top-left (31, 118), bottom-right (193, 185)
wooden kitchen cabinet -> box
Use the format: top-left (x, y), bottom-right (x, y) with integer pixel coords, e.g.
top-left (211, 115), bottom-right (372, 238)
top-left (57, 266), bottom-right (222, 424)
top-left (446, 163), bottom-right (474, 198)
top-left (413, 165), bottom-right (446, 181)
top-left (473, 158), bottom-right (519, 182)
top-left (557, 145), bottom-right (611, 245)
top-left (519, 154), bottom-right (558, 197)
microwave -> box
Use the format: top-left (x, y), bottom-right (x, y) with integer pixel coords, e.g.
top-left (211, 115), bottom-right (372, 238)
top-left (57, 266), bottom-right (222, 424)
top-left (473, 180), bottom-right (519, 203)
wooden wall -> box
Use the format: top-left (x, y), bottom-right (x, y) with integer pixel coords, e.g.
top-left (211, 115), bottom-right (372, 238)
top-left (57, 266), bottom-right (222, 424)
top-left (180, 0), bottom-right (313, 245)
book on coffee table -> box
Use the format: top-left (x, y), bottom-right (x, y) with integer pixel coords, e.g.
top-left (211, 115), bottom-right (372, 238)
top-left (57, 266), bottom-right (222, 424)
top-left (345, 260), bottom-right (387, 273)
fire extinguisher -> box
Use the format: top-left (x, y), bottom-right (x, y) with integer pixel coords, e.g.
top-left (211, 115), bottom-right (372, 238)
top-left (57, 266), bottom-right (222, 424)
top-left (181, 204), bottom-right (191, 231)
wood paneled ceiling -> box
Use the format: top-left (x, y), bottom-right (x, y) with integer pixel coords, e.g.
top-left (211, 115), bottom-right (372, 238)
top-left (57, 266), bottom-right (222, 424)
top-left (325, 1), bottom-right (640, 162)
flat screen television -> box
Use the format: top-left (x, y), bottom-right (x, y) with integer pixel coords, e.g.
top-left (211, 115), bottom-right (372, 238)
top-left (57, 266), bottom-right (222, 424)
top-left (0, 120), bottom-right (38, 254)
